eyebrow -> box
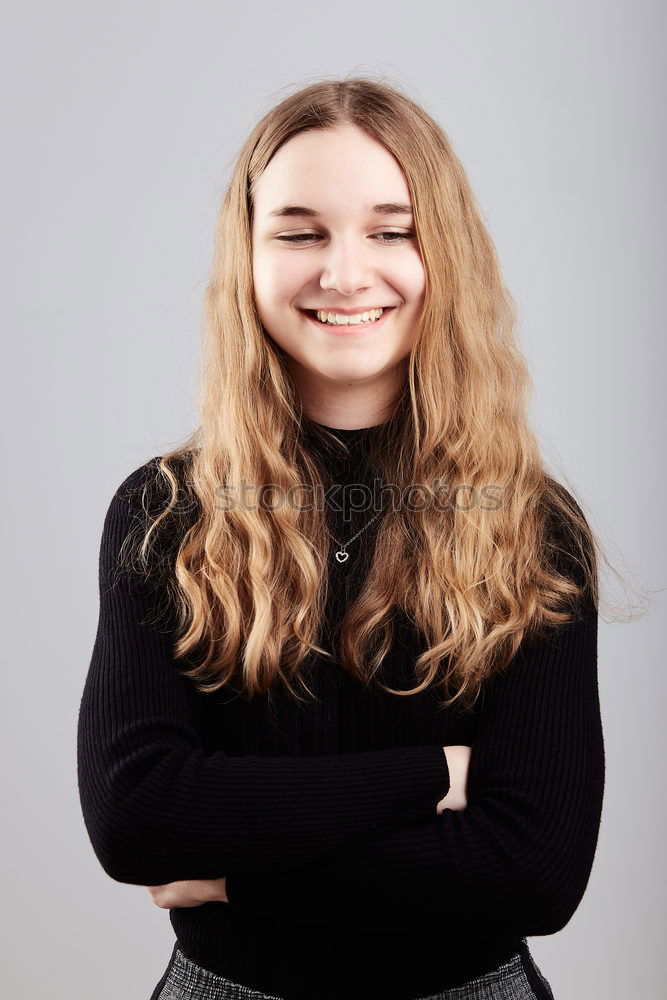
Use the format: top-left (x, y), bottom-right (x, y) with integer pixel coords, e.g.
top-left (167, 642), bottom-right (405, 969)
top-left (268, 202), bottom-right (414, 219)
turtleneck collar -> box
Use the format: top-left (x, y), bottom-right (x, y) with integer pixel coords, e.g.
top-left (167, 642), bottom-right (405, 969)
top-left (308, 421), bottom-right (384, 438)
top-left (300, 418), bottom-right (382, 481)
top-left (315, 423), bottom-right (384, 434)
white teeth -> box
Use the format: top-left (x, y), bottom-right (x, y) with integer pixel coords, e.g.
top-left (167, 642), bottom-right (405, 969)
top-left (314, 307), bottom-right (385, 326)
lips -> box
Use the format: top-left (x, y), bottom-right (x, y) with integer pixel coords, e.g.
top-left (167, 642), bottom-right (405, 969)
top-left (298, 307), bottom-right (395, 319)
top-left (299, 305), bottom-right (397, 335)
top-left (301, 307), bottom-right (390, 313)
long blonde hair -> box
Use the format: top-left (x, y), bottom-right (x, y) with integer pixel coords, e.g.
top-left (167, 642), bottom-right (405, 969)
top-left (120, 75), bottom-right (642, 711)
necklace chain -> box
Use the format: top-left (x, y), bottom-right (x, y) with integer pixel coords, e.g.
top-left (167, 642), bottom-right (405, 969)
top-left (326, 511), bottom-right (384, 564)
top-left (321, 442), bottom-right (385, 564)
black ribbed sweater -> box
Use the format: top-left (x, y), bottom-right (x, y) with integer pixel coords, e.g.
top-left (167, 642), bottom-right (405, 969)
top-left (77, 424), bottom-right (605, 1000)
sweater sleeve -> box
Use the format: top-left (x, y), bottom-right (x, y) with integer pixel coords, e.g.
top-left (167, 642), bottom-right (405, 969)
top-left (76, 463), bottom-right (450, 886)
top-left (225, 520), bottom-right (605, 937)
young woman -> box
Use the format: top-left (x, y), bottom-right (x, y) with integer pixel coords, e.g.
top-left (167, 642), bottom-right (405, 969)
top-left (78, 77), bottom-right (607, 1000)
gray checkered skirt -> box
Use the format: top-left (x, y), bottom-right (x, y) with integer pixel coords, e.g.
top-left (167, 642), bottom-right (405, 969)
top-left (149, 937), bottom-right (555, 999)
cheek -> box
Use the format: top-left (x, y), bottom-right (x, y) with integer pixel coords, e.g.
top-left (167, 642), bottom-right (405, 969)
top-left (257, 254), bottom-right (310, 303)
top-left (383, 256), bottom-right (425, 306)
top-left (402, 258), bottom-right (426, 304)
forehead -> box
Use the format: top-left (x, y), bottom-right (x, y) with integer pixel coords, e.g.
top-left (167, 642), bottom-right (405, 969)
top-left (253, 126), bottom-right (412, 217)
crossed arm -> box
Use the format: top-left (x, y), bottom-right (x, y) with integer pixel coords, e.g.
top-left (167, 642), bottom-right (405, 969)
top-left (146, 745), bottom-right (472, 909)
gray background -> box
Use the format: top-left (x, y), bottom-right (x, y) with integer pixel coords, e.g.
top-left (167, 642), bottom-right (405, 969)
top-left (2, 1), bottom-right (664, 997)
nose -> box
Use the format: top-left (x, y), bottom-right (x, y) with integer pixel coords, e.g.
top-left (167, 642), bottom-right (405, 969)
top-left (318, 239), bottom-right (374, 297)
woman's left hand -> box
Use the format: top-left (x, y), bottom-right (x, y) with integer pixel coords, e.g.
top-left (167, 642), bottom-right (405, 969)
top-left (147, 877), bottom-right (228, 909)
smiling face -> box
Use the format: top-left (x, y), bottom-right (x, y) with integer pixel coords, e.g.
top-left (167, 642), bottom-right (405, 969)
top-left (251, 123), bottom-right (425, 429)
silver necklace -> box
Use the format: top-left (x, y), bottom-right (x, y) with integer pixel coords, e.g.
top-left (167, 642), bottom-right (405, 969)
top-left (320, 435), bottom-right (385, 564)
top-left (326, 513), bottom-right (383, 564)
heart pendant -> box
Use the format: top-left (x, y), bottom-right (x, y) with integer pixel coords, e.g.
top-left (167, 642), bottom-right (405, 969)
top-left (335, 550), bottom-right (349, 563)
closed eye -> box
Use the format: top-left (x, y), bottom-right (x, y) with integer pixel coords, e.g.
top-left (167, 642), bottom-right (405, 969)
top-left (277, 232), bottom-right (416, 246)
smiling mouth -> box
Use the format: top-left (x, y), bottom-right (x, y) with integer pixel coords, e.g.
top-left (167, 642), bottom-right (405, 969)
top-left (299, 307), bottom-right (396, 327)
